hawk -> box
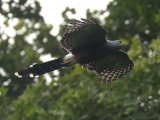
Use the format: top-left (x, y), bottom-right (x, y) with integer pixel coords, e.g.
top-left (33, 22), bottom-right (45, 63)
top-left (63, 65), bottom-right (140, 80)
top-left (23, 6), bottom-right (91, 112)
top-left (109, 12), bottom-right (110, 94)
top-left (15, 18), bottom-right (134, 82)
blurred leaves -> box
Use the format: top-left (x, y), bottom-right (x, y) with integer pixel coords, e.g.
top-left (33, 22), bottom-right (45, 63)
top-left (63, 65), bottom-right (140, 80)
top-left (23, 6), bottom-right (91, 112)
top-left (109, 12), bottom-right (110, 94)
top-left (0, 0), bottom-right (160, 120)
top-left (0, 0), bottom-right (63, 99)
top-left (105, 0), bottom-right (160, 41)
top-left (5, 38), bottom-right (160, 119)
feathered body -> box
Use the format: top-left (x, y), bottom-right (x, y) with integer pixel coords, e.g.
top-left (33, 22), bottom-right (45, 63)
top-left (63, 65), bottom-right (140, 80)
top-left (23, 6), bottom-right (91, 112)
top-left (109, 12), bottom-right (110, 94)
top-left (15, 18), bottom-right (134, 82)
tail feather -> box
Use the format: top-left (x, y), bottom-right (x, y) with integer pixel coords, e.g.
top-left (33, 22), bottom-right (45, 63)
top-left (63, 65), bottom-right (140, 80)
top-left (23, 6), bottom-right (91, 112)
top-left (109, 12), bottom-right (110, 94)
top-left (15, 58), bottom-right (68, 78)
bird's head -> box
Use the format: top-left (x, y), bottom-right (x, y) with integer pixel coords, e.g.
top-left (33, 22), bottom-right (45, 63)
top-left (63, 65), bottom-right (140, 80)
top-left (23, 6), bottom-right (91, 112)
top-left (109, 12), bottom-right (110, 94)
top-left (106, 40), bottom-right (127, 50)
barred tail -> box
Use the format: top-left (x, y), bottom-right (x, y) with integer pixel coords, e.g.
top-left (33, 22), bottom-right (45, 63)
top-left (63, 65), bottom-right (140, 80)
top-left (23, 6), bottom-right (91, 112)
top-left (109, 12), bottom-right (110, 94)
top-left (15, 58), bottom-right (69, 78)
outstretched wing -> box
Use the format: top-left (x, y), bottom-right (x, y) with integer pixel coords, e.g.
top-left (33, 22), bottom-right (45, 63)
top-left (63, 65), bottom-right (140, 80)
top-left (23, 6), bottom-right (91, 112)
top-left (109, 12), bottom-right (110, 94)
top-left (82, 51), bottom-right (134, 82)
top-left (60, 18), bottom-right (107, 53)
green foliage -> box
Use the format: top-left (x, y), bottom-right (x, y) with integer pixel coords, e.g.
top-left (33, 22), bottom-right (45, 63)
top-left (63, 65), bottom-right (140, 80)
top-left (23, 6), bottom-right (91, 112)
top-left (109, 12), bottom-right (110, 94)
top-left (105, 0), bottom-right (160, 40)
top-left (0, 0), bottom-right (61, 98)
top-left (5, 39), bottom-right (160, 120)
top-left (0, 0), bottom-right (160, 120)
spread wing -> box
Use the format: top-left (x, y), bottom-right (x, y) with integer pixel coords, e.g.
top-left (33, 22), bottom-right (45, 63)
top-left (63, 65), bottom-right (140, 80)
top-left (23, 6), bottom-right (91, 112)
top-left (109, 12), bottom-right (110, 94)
top-left (82, 51), bottom-right (134, 82)
top-left (60, 18), bottom-right (107, 53)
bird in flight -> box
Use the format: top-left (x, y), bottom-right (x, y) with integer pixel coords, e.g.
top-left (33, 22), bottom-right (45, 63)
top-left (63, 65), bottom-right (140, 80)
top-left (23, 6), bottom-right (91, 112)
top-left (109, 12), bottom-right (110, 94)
top-left (15, 18), bottom-right (134, 82)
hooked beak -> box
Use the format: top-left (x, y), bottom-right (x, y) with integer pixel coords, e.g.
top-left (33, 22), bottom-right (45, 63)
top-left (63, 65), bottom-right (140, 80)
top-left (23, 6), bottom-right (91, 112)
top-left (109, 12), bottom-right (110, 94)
top-left (106, 40), bottom-right (128, 51)
top-left (114, 40), bottom-right (128, 51)
top-left (115, 40), bottom-right (129, 51)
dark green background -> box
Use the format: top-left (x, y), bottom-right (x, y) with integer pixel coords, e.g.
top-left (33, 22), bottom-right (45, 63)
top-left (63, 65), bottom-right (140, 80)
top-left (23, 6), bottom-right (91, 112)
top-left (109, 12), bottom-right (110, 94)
top-left (0, 0), bottom-right (160, 119)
